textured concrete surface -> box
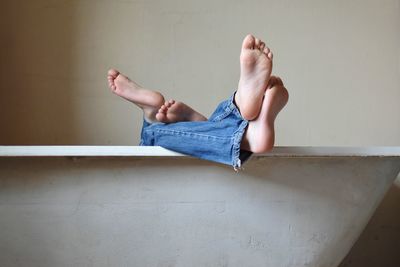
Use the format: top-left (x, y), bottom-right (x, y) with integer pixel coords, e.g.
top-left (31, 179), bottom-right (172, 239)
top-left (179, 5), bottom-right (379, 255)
top-left (0, 156), bottom-right (399, 267)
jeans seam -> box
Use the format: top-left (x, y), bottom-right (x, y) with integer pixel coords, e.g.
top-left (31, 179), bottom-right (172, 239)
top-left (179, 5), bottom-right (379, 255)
top-left (146, 128), bottom-right (232, 140)
top-left (211, 109), bottom-right (232, 122)
top-left (140, 91), bottom-right (248, 169)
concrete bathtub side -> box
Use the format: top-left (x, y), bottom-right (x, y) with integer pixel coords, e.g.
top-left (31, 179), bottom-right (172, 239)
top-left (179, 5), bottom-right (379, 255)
top-left (0, 147), bottom-right (399, 266)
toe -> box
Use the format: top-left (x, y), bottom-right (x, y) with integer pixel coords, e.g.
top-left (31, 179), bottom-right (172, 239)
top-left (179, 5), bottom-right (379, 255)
top-left (263, 47), bottom-right (270, 55)
top-left (270, 76), bottom-right (280, 87)
top-left (267, 76), bottom-right (277, 89)
top-left (276, 76), bottom-right (283, 86)
top-left (242, 34), bottom-right (255, 49)
top-left (169, 100), bottom-right (175, 105)
top-left (267, 51), bottom-right (273, 59)
top-left (260, 42), bottom-right (265, 51)
top-left (108, 69), bottom-right (119, 78)
top-left (158, 107), bottom-right (168, 115)
top-left (255, 38), bottom-right (261, 49)
top-left (155, 112), bottom-right (167, 123)
top-left (267, 76), bottom-right (283, 89)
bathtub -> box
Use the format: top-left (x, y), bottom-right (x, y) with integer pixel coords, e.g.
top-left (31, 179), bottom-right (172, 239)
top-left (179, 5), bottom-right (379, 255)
top-left (0, 146), bottom-right (399, 267)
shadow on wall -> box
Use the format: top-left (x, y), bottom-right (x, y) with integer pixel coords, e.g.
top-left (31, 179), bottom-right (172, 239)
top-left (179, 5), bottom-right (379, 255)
top-left (339, 176), bottom-right (400, 267)
top-left (0, 1), bottom-right (78, 144)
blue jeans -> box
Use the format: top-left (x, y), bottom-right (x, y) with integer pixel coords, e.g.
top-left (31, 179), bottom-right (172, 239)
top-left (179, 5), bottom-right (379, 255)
top-left (139, 93), bottom-right (253, 169)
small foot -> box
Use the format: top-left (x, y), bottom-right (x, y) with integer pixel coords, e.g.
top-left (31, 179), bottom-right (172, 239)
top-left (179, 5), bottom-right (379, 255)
top-left (155, 100), bottom-right (207, 123)
top-left (235, 34), bottom-right (273, 120)
top-left (107, 68), bottom-right (165, 122)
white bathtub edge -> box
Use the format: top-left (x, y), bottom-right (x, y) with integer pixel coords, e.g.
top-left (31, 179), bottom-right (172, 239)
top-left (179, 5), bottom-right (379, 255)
top-left (0, 146), bottom-right (400, 157)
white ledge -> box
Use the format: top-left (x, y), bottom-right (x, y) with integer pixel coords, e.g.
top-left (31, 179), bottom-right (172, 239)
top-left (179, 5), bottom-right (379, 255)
top-left (0, 146), bottom-right (400, 157)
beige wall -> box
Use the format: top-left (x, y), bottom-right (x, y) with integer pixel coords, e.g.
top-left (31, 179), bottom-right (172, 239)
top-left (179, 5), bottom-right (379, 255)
top-left (0, 0), bottom-right (399, 266)
top-left (1, 0), bottom-right (399, 146)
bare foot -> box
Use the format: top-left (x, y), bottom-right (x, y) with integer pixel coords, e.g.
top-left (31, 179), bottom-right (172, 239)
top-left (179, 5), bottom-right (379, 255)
top-left (155, 100), bottom-right (207, 123)
top-left (241, 77), bottom-right (288, 153)
top-left (235, 34), bottom-right (273, 120)
top-left (107, 69), bottom-right (165, 122)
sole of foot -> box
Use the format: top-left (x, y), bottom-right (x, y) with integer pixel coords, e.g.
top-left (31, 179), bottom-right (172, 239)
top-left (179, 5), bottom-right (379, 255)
top-left (107, 69), bottom-right (165, 122)
top-left (235, 34), bottom-right (273, 121)
top-left (156, 100), bottom-right (207, 123)
top-left (242, 83), bottom-right (289, 153)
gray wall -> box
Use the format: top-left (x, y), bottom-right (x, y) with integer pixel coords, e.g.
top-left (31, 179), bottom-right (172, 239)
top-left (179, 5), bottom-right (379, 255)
top-left (0, 0), bottom-right (399, 266)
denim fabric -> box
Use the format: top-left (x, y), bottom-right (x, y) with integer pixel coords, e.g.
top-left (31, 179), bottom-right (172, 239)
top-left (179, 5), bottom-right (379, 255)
top-left (139, 93), bottom-right (253, 169)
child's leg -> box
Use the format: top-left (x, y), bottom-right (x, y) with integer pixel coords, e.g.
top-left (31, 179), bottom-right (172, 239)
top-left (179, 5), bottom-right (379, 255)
top-left (107, 69), bottom-right (208, 123)
top-left (153, 76), bottom-right (289, 154)
top-left (107, 34), bottom-right (274, 124)
top-left (140, 98), bottom-right (249, 168)
top-left (107, 69), bottom-right (165, 122)
top-left (141, 34), bottom-right (275, 123)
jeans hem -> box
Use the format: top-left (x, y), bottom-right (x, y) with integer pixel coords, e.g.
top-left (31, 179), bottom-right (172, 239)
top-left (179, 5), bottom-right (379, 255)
top-left (231, 119), bottom-right (249, 171)
top-left (140, 91), bottom-right (253, 170)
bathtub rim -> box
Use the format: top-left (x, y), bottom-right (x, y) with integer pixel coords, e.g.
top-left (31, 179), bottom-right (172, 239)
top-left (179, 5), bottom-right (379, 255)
top-left (0, 146), bottom-right (399, 157)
